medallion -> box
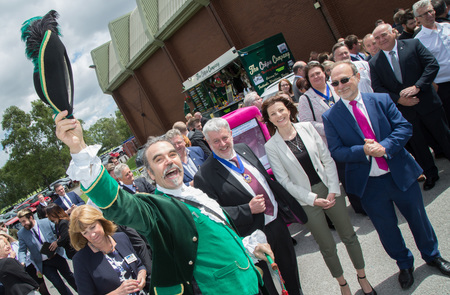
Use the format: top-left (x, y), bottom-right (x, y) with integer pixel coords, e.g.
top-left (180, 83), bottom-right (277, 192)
top-left (243, 173), bottom-right (252, 183)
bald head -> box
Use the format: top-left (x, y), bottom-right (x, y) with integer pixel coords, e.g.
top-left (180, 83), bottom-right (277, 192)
top-left (293, 61), bottom-right (307, 77)
top-left (373, 24), bottom-right (396, 52)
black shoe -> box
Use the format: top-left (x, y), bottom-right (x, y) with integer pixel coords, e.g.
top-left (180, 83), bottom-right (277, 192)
top-left (423, 175), bottom-right (439, 191)
top-left (357, 275), bottom-right (377, 295)
top-left (291, 237), bottom-right (298, 246)
top-left (398, 267), bottom-right (414, 289)
top-left (427, 257), bottom-right (450, 276)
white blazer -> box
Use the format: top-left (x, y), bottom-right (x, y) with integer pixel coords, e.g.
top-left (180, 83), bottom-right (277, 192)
top-left (265, 122), bottom-right (340, 207)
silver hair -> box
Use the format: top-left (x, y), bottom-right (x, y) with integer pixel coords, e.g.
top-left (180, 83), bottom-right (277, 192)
top-left (114, 163), bottom-right (130, 178)
top-left (165, 129), bottom-right (182, 141)
top-left (243, 92), bottom-right (259, 107)
top-left (413, 0), bottom-right (432, 16)
top-left (203, 118), bottom-right (231, 141)
top-left (331, 60), bottom-right (359, 75)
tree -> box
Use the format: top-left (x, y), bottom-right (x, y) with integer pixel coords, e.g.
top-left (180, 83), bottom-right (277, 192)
top-left (0, 100), bottom-right (71, 206)
top-left (84, 110), bottom-right (133, 154)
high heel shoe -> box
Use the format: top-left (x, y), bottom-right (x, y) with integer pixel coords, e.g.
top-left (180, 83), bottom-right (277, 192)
top-left (357, 275), bottom-right (377, 295)
top-left (339, 280), bottom-right (349, 295)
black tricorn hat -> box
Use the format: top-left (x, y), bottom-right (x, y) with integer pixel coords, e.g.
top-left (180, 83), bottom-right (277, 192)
top-left (22, 10), bottom-right (74, 117)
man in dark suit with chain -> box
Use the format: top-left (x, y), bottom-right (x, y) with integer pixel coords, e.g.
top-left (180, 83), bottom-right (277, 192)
top-left (194, 118), bottom-right (308, 295)
top-left (369, 23), bottom-right (450, 190)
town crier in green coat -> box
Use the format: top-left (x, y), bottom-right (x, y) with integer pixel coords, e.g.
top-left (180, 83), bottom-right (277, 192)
top-left (55, 110), bottom-right (274, 295)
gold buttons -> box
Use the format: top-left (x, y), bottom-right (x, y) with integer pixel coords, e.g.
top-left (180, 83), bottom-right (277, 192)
top-left (192, 236), bottom-right (198, 242)
top-left (188, 260), bottom-right (193, 265)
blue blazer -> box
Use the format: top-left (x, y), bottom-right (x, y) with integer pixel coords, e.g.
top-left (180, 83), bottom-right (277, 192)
top-left (183, 146), bottom-right (207, 185)
top-left (73, 232), bottom-right (145, 295)
top-left (18, 218), bottom-right (65, 272)
top-left (54, 191), bottom-right (85, 211)
top-left (322, 93), bottom-right (422, 197)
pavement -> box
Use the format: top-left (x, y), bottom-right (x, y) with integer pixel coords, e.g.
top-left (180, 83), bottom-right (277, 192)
top-left (46, 157), bottom-right (450, 294)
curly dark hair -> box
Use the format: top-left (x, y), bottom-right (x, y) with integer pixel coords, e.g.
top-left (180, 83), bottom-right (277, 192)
top-left (261, 95), bottom-right (298, 136)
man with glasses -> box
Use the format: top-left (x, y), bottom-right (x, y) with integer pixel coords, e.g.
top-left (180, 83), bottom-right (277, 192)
top-left (323, 60), bottom-right (450, 290)
top-left (370, 23), bottom-right (450, 191)
top-left (414, 0), bottom-right (450, 124)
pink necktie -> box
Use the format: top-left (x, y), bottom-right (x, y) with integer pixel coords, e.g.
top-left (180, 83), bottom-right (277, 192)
top-left (349, 100), bottom-right (389, 171)
top-left (231, 157), bottom-right (274, 215)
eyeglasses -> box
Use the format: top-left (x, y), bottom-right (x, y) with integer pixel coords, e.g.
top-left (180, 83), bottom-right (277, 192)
top-left (416, 9), bottom-right (434, 18)
top-left (280, 84), bottom-right (290, 87)
top-left (330, 74), bottom-right (356, 87)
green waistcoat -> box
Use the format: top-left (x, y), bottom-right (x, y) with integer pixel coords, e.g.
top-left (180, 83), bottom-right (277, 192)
top-left (82, 166), bottom-right (262, 295)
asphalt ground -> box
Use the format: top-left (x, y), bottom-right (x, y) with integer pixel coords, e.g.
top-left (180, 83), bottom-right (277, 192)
top-left (46, 157), bottom-right (450, 295)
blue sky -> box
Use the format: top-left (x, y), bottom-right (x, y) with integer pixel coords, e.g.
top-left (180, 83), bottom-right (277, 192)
top-left (0, 0), bottom-right (138, 167)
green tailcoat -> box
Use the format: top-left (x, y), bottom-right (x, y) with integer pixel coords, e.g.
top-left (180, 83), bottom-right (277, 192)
top-left (82, 166), bottom-right (262, 295)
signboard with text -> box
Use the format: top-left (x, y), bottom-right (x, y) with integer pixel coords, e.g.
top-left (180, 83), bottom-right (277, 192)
top-left (239, 33), bottom-right (295, 95)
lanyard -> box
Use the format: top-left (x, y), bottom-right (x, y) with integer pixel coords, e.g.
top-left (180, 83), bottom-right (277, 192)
top-left (213, 152), bottom-right (244, 174)
top-left (312, 84), bottom-right (335, 106)
top-left (32, 223), bottom-right (43, 244)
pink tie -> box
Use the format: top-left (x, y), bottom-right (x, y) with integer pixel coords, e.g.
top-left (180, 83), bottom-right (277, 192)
top-left (349, 100), bottom-right (389, 171)
top-left (230, 157), bottom-right (274, 216)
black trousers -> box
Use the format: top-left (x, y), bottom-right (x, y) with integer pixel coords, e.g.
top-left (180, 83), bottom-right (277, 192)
top-left (260, 216), bottom-right (302, 295)
top-left (42, 254), bottom-right (77, 295)
top-left (406, 107), bottom-right (450, 178)
top-left (437, 81), bottom-right (450, 127)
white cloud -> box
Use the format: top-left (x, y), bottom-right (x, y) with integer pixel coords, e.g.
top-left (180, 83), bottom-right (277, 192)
top-left (0, 0), bottom-right (138, 167)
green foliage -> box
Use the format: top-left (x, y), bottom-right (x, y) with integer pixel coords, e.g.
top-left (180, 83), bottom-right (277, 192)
top-left (0, 100), bottom-right (71, 208)
top-left (0, 102), bottom-right (133, 209)
top-left (84, 110), bottom-right (133, 154)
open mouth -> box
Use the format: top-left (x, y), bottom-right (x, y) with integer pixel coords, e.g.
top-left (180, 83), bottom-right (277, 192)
top-left (164, 165), bottom-right (181, 179)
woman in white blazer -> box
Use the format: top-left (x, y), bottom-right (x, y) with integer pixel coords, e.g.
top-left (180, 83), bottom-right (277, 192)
top-left (261, 95), bottom-right (376, 295)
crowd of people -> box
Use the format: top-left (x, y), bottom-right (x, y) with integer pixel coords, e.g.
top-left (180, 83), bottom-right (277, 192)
top-left (1, 0), bottom-right (450, 294)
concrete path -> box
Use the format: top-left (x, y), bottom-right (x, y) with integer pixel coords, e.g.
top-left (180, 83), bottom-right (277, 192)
top-left (47, 157), bottom-right (450, 294)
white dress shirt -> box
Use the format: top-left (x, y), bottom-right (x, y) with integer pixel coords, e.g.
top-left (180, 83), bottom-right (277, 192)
top-left (415, 22), bottom-right (450, 83)
top-left (342, 92), bottom-right (390, 177)
top-left (382, 41), bottom-right (400, 76)
top-left (352, 60), bottom-right (373, 93)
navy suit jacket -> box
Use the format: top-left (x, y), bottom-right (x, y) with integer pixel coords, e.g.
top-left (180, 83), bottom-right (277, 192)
top-left (369, 39), bottom-right (441, 120)
top-left (73, 232), bottom-right (145, 295)
top-left (18, 218), bottom-right (65, 272)
top-left (54, 191), bottom-right (85, 211)
top-left (183, 146), bottom-right (207, 185)
top-left (322, 93), bottom-right (422, 197)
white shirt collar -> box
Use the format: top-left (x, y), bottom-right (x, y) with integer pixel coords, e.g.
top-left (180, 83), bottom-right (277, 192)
top-left (341, 91), bottom-right (363, 109)
top-left (420, 22), bottom-right (439, 35)
top-left (156, 184), bottom-right (226, 223)
top-left (382, 40), bottom-right (398, 56)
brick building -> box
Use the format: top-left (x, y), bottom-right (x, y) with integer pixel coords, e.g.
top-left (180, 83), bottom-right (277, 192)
top-left (91, 0), bottom-right (413, 145)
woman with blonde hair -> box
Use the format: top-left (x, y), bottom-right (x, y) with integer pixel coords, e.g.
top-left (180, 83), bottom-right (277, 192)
top-left (70, 205), bottom-right (147, 295)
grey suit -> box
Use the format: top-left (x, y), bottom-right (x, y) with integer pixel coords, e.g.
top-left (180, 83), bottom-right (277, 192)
top-left (18, 218), bottom-right (76, 295)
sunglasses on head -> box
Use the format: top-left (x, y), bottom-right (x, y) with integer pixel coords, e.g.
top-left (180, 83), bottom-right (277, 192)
top-left (330, 74), bottom-right (356, 87)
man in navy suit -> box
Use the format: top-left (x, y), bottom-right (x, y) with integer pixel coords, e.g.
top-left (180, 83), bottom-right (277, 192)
top-left (53, 183), bottom-right (85, 214)
top-left (322, 61), bottom-right (450, 289)
top-left (369, 23), bottom-right (450, 191)
top-left (165, 129), bottom-right (208, 186)
top-left (17, 209), bottom-right (77, 295)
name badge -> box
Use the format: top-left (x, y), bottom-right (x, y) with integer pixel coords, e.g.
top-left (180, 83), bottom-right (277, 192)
top-left (124, 253), bottom-right (137, 264)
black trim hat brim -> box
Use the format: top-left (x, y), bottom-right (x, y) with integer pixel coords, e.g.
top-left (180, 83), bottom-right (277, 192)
top-left (34, 30), bottom-right (74, 117)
